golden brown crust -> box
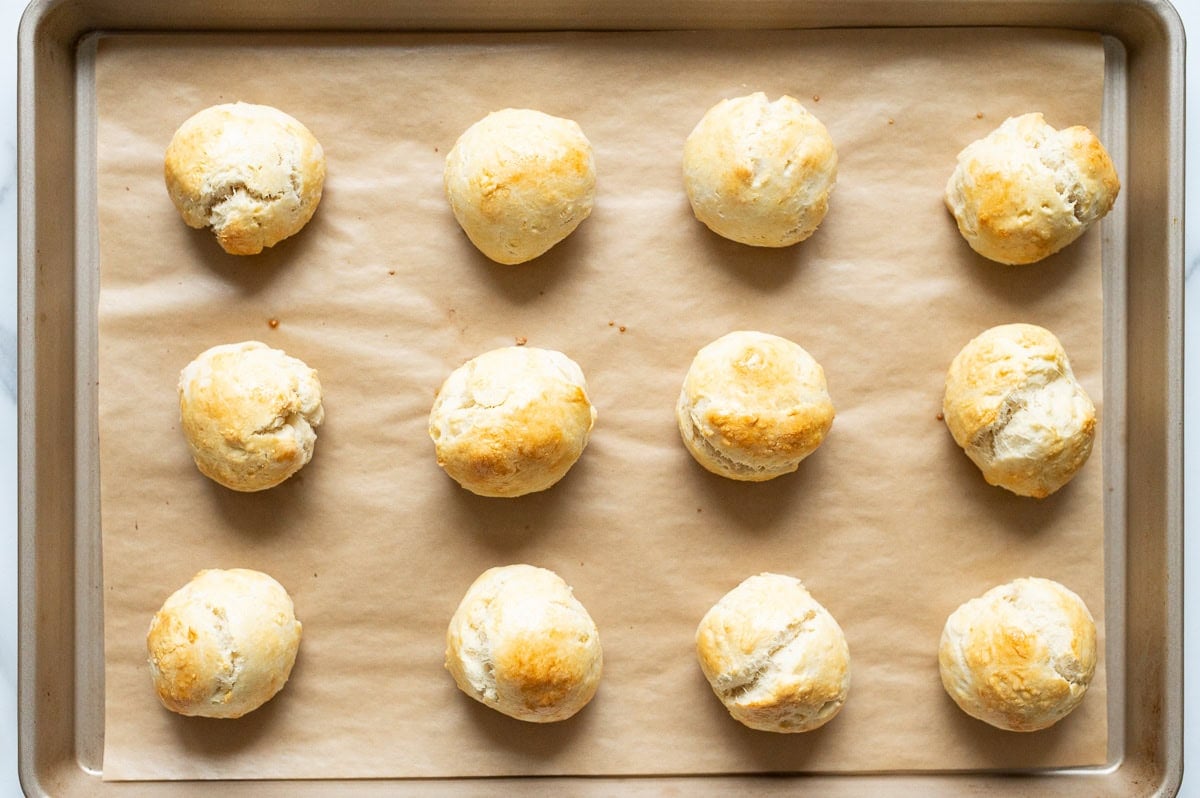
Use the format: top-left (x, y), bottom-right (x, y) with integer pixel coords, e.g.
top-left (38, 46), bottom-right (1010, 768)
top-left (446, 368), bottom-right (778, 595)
top-left (683, 92), bottom-right (837, 247)
top-left (445, 564), bottom-right (602, 723)
top-left (490, 628), bottom-right (592, 713)
top-left (942, 323), bottom-right (1095, 498)
top-left (146, 569), bottom-right (302, 719)
top-left (938, 577), bottom-right (1097, 732)
top-left (676, 331), bottom-right (834, 481)
top-left (444, 108), bottom-right (596, 265)
top-left (429, 346), bottom-right (596, 497)
top-left (944, 112), bottom-right (1119, 265)
top-left (695, 573), bottom-right (850, 732)
top-left (164, 102), bottom-right (326, 255)
top-left (178, 341), bottom-right (324, 492)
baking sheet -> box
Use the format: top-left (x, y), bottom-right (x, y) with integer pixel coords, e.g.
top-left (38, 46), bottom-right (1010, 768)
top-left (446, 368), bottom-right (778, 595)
top-left (95, 29), bottom-right (1110, 780)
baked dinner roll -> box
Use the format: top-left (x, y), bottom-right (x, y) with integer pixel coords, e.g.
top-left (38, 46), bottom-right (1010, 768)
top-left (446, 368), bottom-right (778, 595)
top-left (445, 564), bottom-right (603, 723)
top-left (179, 341), bottom-right (324, 492)
top-left (676, 330), bottom-right (834, 481)
top-left (939, 577), bottom-right (1097, 732)
top-left (945, 112), bottom-right (1119, 265)
top-left (942, 323), bottom-right (1095, 498)
top-left (444, 108), bottom-right (596, 264)
top-left (164, 102), bottom-right (326, 255)
top-left (682, 92), bottom-right (837, 247)
top-left (429, 346), bottom-right (596, 497)
top-left (147, 568), bottom-right (303, 718)
top-left (696, 573), bottom-right (850, 733)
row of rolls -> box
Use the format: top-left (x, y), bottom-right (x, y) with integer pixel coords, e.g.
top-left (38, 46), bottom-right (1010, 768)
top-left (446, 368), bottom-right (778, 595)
top-left (147, 565), bottom-right (1096, 735)
top-left (164, 94), bottom-right (1118, 268)
top-left (176, 320), bottom-right (1096, 502)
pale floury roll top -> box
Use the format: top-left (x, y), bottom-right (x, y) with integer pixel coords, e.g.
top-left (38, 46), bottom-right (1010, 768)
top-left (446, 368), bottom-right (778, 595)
top-left (445, 564), bottom-right (603, 723)
top-left (683, 92), bottom-right (838, 247)
top-left (444, 108), bottom-right (596, 265)
top-left (696, 573), bottom-right (851, 733)
top-left (944, 112), bottom-right (1119, 265)
top-left (429, 346), bottom-right (597, 498)
top-left (146, 568), bottom-right (303, 719)
top-left (942, 323), bottom-right (1095, 498)
top-left (939, 577), bottom-right (1097, 732)
top-left (178, 341), bottom-right (325, 492)
top-left (164, 102), bottom-right (326, 255)
top-left (677, 330), bottom-right (835, 481)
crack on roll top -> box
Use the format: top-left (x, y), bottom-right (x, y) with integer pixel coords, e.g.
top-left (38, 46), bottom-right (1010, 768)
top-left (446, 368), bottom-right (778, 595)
top-left (204, 179), bottom-right (281, 226)
top-left (205, 603), bottom-right (243, 706)
top-left (720, 610), bottom-right (816, 702)
top-left (688, 412), bottom-right (761, 477)
top-left (968, 358), bottom-right (1069, 460)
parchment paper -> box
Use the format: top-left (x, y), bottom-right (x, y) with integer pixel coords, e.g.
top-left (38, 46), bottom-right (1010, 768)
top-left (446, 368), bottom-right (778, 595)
top-left (96, 29), bottom-right (1111, 780)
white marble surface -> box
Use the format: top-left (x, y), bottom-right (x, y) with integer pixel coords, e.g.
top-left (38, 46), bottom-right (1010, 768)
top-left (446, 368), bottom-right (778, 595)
top-left (0, 0), bottom-right (1195, 794)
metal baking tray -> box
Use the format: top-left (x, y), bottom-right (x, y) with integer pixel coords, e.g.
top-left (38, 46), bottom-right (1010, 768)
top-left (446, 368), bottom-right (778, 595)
top-left (17, 0), bottom-right (1184, 794)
